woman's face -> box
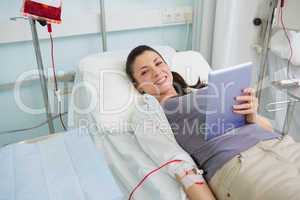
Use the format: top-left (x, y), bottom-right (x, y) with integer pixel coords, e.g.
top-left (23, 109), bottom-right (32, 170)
top-left (132, 50), bottom-right (174, 96)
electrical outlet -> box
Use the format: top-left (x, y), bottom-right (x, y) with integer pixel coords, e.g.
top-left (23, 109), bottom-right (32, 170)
top-left (173, 8), bottom-right (185, 23)
top-left (184, 10), bottom-right (193, 22)
top-left (161, 7), bottom-right (193, 24)
top-left (161, 8), bottom-right (174, 24)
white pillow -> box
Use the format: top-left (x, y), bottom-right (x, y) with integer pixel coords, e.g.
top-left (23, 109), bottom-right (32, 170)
top-left (171, 51), bottom-right (211, 84)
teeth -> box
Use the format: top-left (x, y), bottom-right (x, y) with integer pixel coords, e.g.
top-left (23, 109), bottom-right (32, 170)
top-left (156, 76), bottom-right (166, 84)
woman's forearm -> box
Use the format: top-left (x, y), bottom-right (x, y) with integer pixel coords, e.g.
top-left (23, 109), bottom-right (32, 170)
top-left (184, 183), bottom-right (216, 200)
top-left (255, 115), bottom-right (273, 132)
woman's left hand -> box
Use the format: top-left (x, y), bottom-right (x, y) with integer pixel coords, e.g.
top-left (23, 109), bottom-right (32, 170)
top-left (233, 87), bottom-right (258, 124)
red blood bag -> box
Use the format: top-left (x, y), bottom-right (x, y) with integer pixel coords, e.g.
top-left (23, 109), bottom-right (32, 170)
top-left (21, 0), bottom-right (62, 24)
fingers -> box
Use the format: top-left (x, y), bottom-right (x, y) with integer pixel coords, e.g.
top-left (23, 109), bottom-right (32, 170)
top-left (233, 109), bottom-right (255, 115)
top-left (233, 103), bottom-right (256, 114)
top-left (242, 87), bottom-right (255, 95)
top-left (236, 87), bottom-right (257, 102)
top-left (234, 88), bottom-right (258, 115)
top-left (234, 97), bottom-right (258, 110)
top-left (233, 103), bottom-right (251, 110)
top-left (235, 95), bottom-right (252, 102)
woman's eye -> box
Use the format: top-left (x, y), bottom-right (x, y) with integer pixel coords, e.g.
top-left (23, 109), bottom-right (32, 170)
top-left (141, 71), bottom-right (147, 76)
top-left (156, 61), bottom-right (163, 66)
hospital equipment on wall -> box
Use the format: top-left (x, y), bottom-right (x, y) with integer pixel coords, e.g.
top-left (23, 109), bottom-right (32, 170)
top-left (255, 0), bottom-right (300, 135)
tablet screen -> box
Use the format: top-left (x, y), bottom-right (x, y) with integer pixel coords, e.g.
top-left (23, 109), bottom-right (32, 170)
top-left (204, 62), bottom-right (252, 140)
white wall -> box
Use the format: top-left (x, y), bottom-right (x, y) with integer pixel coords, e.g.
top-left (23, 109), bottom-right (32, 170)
top-left (211, 0), bottom-right (268, 69)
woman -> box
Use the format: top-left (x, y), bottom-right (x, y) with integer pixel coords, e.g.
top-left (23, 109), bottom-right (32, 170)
top-left (126, 45), bottom-right (300, 200)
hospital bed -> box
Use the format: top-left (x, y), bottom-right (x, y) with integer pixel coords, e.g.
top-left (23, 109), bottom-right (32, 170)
top-left (68, 46), bottom-right (212, 200)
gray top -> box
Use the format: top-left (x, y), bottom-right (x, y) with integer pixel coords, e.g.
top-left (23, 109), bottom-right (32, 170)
top-left (161, 88), bottom-right (280, 181)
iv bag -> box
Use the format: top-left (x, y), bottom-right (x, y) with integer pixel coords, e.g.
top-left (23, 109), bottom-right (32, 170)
top-left (21, 0), bottom-right (62, 24)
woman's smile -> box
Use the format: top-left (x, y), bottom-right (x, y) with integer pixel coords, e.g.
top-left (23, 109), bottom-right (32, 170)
top-left (154, 75), bottom-right (168, 85)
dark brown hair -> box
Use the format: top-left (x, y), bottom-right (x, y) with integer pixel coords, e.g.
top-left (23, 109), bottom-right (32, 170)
top-left (125, 45), bottom-right (207, 95)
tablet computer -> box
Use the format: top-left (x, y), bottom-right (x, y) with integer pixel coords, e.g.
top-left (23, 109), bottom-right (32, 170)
top-left (204, 62), bottom-right (252, 140)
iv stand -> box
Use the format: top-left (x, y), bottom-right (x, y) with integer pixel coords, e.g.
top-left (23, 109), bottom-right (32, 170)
top-left (99, 0), bottom-right (108, 52)
top-left (29, 18), bottom-right (55, 134)
top-left (256, 0), bottom-right (278, 109)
